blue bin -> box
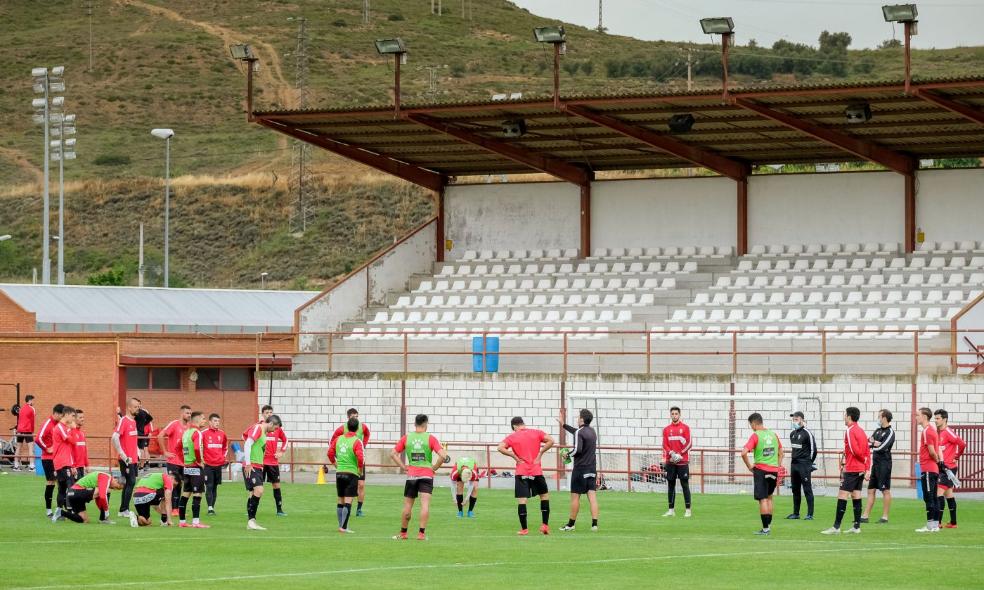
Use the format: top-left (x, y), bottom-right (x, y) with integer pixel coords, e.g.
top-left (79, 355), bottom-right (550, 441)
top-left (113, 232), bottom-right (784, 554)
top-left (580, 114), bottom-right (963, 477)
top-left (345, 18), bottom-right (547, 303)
top-left (34, 444), bottom-right (43, 476)
top-left (472, 336), bottom-right (500, 373)
top-left (915, 463), bottom-right (923, 500)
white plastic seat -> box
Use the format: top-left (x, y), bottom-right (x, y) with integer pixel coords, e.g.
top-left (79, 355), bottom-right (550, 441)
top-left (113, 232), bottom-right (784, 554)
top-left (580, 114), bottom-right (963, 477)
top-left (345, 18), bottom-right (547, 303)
top-left (884, 308), bottom-right (902, 321)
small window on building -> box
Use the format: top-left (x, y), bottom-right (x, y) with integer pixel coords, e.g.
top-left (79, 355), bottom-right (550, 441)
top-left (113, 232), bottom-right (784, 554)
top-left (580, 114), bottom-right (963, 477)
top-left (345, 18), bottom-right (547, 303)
top-left (196, 368), bottom-right (220, 390)
top-left (126, 367), bottom-right (150, 390)
top-left (151, 368), bottom-right (181, 390)
top-left (221, 368), bottom-right (251, 391)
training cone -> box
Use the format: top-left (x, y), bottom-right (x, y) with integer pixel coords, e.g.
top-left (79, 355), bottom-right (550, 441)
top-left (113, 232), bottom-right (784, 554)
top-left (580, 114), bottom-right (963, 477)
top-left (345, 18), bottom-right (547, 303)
top-left (316, 466), bottom-right (326, 485)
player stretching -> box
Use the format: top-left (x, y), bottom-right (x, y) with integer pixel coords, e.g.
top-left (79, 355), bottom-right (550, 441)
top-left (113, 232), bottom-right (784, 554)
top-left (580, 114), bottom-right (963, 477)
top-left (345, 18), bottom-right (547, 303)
top-left (131, 471), bottom-right (176, 527)
top-left (158, 405), bottom-right (191, 516)
top-left (661, 406), bottom-right (693, 518)
top-left (861, 409), bottom-right (895, 524)
top-left (328, 417), bottom-right (365, 533)
top-left (822, 407), bottom-right (870, 535)
top-left (64, 472), bottom-right (123, 524)
top-left (558, 409), bottom-right (598, 532)
top-left (740, 413), bottom-right (783, 536)
top-left (202, 413), bottom-right (229, 515)
top-left (179, 411), bottom-right (209, 528)
top-left (390, 414), bottom-right (448, 540)
top-left (51, 407), bottom-right (77, 521)
top-left (498, 416), bottom-right (556, 536)
top-left (263, 418), bottom-right (289, 516)
top-left (35, 403), bottom-right (64, 518)
top-left (112, 398), bottom-right (141, 517)
top-left (935, 409), bottom-right (966, 529)
top-left (330, 408), bottom-right (371, 516)
top-left (786, 411), bottom-right (817, 521)
top-left (915, 407), bottom-right (941, 533)
top-left (244, 414), bottom-right (283, 530)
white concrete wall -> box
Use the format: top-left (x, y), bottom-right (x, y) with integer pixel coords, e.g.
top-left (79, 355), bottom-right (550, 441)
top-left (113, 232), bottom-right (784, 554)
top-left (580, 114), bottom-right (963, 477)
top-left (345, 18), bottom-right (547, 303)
top-left (956, 293), bottom-right (984, 374)
top-left (296, 268), bottom-right (367, 352)
top-left (368, 220), bottom-right (435, 305)
top-left (591, 177), bottom-right (736, 250)
top-left (445, 183), bottom-right (580, 259)
top-left (916, 168), bottom-right (984, 244)
top-left (748, 171), bottom-right (905, 247)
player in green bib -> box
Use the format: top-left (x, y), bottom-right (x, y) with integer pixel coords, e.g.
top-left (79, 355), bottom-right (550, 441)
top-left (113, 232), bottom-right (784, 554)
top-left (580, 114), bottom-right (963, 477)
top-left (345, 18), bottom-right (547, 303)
top-left (450, 456), bottom-right (480, 518)
top-left (330, 408), bottom-right (372, 516)
top-left (64, 472), bottom-right (124, 524)
top-left (243, 415), bottom-right (282, 531)
top-left (178, 412), bottom-right (208, 528)
top-left (328, 417), bottom-right (366, 533)
top-left (131, 472), bottom-right (176, 527)
top-left (741, 413), bottom-right (784, 535)
top-left (389, 414), bottom-right (448, 540)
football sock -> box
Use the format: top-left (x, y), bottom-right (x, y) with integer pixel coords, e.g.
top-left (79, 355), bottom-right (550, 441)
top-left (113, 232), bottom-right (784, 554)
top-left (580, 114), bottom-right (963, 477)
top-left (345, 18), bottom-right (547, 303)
top-left (834, 498), bottom-right (847, 528)
top-left (401, 527), bottom-right (408, 533)
top-left (247, 495), bottom-right (259, 520)
top-left (273, 488), bottom-right (283, 511)
top-left (518, 505), bottom-right (528, 530)
top-left (937, 496), bottom-right (946, 518)
top-left (469, 496), bottom-right (477, 511)
top-left (343, 503), bottom-right (352, 529)
top-left (336, 504), bottom-right (345, 528)
top-left (358, 501), bottom-right (364, 511)
top-left (44, 484), bottom-right (54, 510)
top-left (419, 528), bottom-right (425, 534)
top-left (947, 497), bottom-right (957, 525)
top-left (567, 518), bottom-right (576, 527)
top-left (456, 494), bottom-right (464, 511)
top-left (591, 518), bottom-right (598, 527)
top-left (192, 496), bottom-right (202, 520)
top-left (852, 498), bottom-right (862, 528)
top-left (540, 500), bottom-right (550, 525)
top-left (179, 496), bottom-right (188, 521)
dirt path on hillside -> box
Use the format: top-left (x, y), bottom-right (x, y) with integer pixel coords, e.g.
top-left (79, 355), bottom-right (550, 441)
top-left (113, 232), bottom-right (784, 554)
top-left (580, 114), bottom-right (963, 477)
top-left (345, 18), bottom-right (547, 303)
top-left (0, 146), bottom-right (43, 185)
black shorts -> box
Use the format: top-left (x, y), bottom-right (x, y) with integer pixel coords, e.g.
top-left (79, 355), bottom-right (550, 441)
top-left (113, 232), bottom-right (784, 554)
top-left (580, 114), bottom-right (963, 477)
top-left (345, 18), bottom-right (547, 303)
top-left (16, 432), bottom-right (33, 444)
top-left (134, 489), bottom-right (164, 518)
top-left (56, 466), bottom-right (74, 486)
top-left (840, 471), bottom-right (865, 493)
top-left (404, 477), bottom-right (434, 498)
top-left (515, 475), bottom-right (549, 498)
top-left (752, 468), bottom-right (778, 500)
top-left (166, 463), bottom-right (184, 482)
top-left (182, 467), bottom-right (204, 493)
top-left (75, 467), bottom-right (86, 479)
top-left (336, 472), bottom-right (359, 498)
top-left (939, 466), bottom-right (958, 490)
top-left (869, 461), bottom-right (892, 491)
top-left (204, 465), bottom-right (223, 486)
top-left (920, 471), bottom-right (939, 500)
top-left (243, 466), bottom-right (264, 491)
top-left (665, 463), bottom-right (690, 482)
top-left (137, 437), bottom-right (150, 450)
top-left (263, 465), bottom-right (281, 484)
top-left (41, 459), bottom-right (55, 480)
top-left (570, 469), bottom-right (597, 495)
top-left (66, 488), bottom-right (93, 513)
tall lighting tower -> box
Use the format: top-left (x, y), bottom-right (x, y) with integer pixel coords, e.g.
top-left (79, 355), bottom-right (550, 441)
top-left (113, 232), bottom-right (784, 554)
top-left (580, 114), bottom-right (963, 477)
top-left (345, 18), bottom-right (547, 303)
top-left (31, 65), bottom-right (66, 284)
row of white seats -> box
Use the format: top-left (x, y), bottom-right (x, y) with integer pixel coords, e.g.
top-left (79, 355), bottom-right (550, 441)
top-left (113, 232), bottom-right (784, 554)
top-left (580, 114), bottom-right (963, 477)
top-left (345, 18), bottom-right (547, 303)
top-left (590, 246), bottom-right (733, 259)
top-left (654, 325), bottom-right (941, 340)
top-left (691, 289), bottom-right (976, 307)
top-left (735, 256), bottom-right (984, 274)
top-left (394, 292), bottom-right (656, 309)
top-left (713, 272), bottom-right (982, 290)
top-left (370, 309), bottom-right (632, 325)
top-left (460, 248), bottom-right (579, 261)
top-left (346, 326), bottom-right (611, 340)
top-left (916, 240), bottom-right (984, 254)
top-left (748, 242), bottom-right (899, 257)
top-left (417, 277), bottom-right (677, 293)
top-left (438, 261), bottom-right (697, 277)
top-left (670, 306), bottom-right (960, 323)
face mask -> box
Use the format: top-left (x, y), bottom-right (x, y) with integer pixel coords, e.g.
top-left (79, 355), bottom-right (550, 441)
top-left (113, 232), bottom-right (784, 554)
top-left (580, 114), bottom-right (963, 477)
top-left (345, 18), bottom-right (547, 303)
top-left (791, 422), bottom-right (802, 430)
top-left (874, 421), bottom-right (882, 431)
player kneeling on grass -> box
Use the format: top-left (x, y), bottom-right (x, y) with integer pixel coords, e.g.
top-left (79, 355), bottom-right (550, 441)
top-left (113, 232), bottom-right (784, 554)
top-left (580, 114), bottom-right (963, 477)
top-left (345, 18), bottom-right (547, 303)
top-left (64, 472), bottom-right (123, 524)
top-left (451, 456), bottom-right (480, 518)
top-left (328, 417), bottom-right (366, 534)
top-left (179, 411), bottom-right (209, 528)
top-left (131, 472), bottom-right (175, 527)
top-left (498, 416), bottom-right (555, 536)
top-left (821, 407), bottom-right (870, 535)
top-left (390, 414), bottom-right (448, 541)
top-left (557, 409), bottom-right (598, 532)
top-left (243, 415), bottom-right (283, 531)
top-left (740, 413), bottom-right (783, 536)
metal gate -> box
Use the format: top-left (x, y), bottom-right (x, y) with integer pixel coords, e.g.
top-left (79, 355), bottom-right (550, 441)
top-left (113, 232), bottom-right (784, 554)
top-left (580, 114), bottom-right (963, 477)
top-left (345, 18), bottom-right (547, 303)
top-left (952, 425), bottom-right (984, 492)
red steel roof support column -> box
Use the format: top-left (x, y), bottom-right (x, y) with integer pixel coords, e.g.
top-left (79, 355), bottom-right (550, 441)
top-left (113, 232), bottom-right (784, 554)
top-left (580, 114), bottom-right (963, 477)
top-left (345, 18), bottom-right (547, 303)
top-left (580, 183), bottom-right (591, 259)
top-left (905, 172), bottom-right (917, 254)
top-left (436, 185), bottom-right (446, 263)
top-left (737, 176), bottom-right (748, 256)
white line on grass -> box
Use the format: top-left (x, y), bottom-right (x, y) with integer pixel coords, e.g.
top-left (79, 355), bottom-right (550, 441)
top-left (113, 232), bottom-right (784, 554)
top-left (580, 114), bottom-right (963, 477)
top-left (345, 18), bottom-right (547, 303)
top-left (8, 545), bottom-right (950, 589)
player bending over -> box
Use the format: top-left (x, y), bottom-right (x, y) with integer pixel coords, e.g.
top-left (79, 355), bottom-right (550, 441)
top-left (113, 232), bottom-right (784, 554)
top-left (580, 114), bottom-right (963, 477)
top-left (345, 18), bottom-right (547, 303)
top-left (328, 417), bottom-right (365, 533)
top-left (740, 413), bottom-right (783, 536)
top-left (498, 416), bottom-right (555, 536)
top-left (131, 471), bottom-right (175, 527)
top-left (390, 414), bottom-right (447, 541)
top-left (934, 409), bottom-right (966, 529)
top-left (450, 456), bottom-right (480, 518)
top-left (822, 407), bottom-right (870, 535)
top-left (558, 409), bottom-right (598, 532)
top-left (243, 415), bottom-right (283, 531)
top-left (64, 472), bottom-right (123, 524)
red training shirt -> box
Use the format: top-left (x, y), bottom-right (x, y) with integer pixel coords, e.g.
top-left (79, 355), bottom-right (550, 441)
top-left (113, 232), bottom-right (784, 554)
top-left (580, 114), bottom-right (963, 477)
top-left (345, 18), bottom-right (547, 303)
top-left (743, 432), bottom-right (783, 473)
top-left (52, 422), bottom-right (75, 470)
top-left (393, 433), bottom-right (443, 478)
top-left (329, 422), bottom-right (371, 448)
top-left (501, 428), bottom-right (548, 477)
top-left (161, 419), bottom-right (189, 466)
top-left (115, 415), bottom-right (139, 462)
top-left (939, 428), bottom-right (966, 469)
top-left (70, 427), bottom-right (89, 468)
top-left (919, 424), bottom-right (940, 473)
top-left (201, 427), bottom-right (229, 467)
top-left (16, 403), bottom-right (35, 434)
top-left (662, 421), bottom-right (693, 465)
top-left (843, 423), bottom-right (871, 472)
top-left (35, 416), bottom-right (58, 459)
top-left (263, 427), bottom-right (289, 466)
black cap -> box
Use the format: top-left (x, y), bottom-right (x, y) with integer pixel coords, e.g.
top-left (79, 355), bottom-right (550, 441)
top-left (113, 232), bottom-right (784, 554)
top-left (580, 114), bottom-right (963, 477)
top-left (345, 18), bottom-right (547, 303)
top-left (789, 411), bottom-right (805, 419)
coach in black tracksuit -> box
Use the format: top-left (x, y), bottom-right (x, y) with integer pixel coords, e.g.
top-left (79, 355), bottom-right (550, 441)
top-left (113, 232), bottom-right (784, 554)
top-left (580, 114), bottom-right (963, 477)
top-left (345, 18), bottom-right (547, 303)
top-left (558, 409), bottom-right (599, 531)
top-left (786, 411), bottom-right (817, 520)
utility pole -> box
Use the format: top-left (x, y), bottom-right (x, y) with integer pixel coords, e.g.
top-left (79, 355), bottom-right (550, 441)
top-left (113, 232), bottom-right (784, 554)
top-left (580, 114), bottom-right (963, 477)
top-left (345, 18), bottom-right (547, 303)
top-left (288, 17), bottom-right (314, 236)
top-left (138, 223), bottom-right (144, 287)
top-left (362, 0), bottom-right (370, 25)
top-left (432, 0), bottom-right (442, 15)
top-left (85, 1), bottom-right (94, 72)
top-left (597, 0), bottom-right (605, 33)
top-left (687, 47), bottom-right (693, 91)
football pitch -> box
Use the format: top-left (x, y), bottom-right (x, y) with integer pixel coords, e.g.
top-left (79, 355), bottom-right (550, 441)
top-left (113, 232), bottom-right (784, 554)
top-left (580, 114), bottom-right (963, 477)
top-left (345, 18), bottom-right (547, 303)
top-left (2, 476), bottom-right (982, 589)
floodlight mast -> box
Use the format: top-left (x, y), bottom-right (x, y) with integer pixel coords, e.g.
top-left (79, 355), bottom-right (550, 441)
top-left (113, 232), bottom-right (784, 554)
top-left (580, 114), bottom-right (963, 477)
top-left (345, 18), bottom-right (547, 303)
top-left (229, 44), bottom-right (259, 121)
top-left (882, 5), bottom-right (918, 93)
top-left (700, 18), bottom-right (734, 101)
top-left (374, 39), bottom-right (408, 118)
top-left (533, 26), bottom-right (566, 109)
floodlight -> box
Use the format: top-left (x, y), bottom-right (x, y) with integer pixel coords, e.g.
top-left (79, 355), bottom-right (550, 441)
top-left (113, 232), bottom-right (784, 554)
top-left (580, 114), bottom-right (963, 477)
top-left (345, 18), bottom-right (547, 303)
top-left (33, 83), bottom-right (45, 93)
top-left (374, 38), bottom-right (408, 55)
top-left (151, 128), bottom-right (175, 139)
top-left (668, 113), bottom-right (696, 133)
top-left (501, 119), bottom-right (527, 138)
top-left (51, 151), bottom-right (76, 161)
top-left (64, 114), bottom-right (76, 124)
top-left (50, 138), bottom-right (76, 149)
top-left (883, 4), bottom-right (917, 22)
top-left (32, 98), bottom-right (47, 108)
top-left (32, 114), bottom-right (45, 124)
top-left (50, 82), bottom-right (66, 93)
top-left (52, 126), bottom-right (76, 137)
top-left (700, 17), bottom-right (734, 34)
top-left (845, 103), bottom-right (873, 123)
top-left (533, 26), bottom-right (566, 44)
top-left (51, 96), bottom-right (64, 107)
top-left (229, 44), bottom-right (255, 60)
top-left (50, 113), bottom-right (64, 123)
top-left (31, 67), bottom-right (47, 78)
top-left (50, 66), bottom-right (65, 77)
top-left (0, 235), bottom-right (11, 242)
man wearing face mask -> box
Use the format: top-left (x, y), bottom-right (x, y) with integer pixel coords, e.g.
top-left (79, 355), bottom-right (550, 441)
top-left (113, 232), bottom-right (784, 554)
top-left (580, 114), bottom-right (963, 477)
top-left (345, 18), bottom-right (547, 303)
top-left (786, 411), bottom-right (817, 521)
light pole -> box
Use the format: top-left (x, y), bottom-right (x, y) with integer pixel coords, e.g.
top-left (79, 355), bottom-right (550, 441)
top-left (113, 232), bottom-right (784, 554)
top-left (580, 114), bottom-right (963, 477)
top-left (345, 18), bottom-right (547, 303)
top-left (533, 26), bottom-right (566, 109)
top-left (52, 114), bottom-right (76, 285)
top-left (699, 18), bottom-right (735, 101)
top-left (151, 128), bottom-right (174, 287)
top-left (374, 38), bottom-right (408, 118)
top-left (31, 65), bottom-right (65, 284)
top-left (260, 272), bottom-right (269, 289)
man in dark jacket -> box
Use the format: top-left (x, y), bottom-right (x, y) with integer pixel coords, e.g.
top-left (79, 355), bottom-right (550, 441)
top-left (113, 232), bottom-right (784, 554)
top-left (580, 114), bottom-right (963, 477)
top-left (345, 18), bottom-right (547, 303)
top-left (861, 409), bottom-right (896, 524)
top-left (557, 409), bottom-right (599, 532)
top-left (786, 411), bottom-right (817, 520)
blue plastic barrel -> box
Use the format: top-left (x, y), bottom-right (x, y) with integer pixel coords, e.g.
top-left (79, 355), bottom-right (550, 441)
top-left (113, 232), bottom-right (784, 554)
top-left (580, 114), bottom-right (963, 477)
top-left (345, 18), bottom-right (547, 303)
top-left (472, 336), bottom-right (500, 373)
top-left (915, 463), bottom-right (923, 500)
top-left (34, 444), bottom-right (42, 476)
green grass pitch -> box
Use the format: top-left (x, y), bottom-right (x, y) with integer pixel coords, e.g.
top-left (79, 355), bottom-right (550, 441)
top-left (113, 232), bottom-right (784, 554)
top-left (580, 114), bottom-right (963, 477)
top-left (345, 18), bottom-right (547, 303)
top-left (2, 476), bottom-right (982, 589)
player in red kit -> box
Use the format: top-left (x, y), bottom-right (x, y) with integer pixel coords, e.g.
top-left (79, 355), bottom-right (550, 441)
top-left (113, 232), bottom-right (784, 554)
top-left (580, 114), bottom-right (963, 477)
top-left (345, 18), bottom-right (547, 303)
top-left (35, 403), bottom-right (65, 518)
top-left (112, 397), bottom-right (141, 517)
top-left (661, 406), bottom-right (693, 518)
top-left (822, 407), bottom-right (870, 535)
top-left (915, 407), bottom-right (941, 533)
top-left (51, 407), bottom-right (78, 522)
top-left (498, 416), bottom-right (556, 536)
top-left (158, 405), bottom-right (191, 516)
top-left (329, 408), bottom-right (371, 516)
top-left (263, 422), bottom-right (289, 516)
top-left (13, 394), bottom-right (36, 471)
top-left (201, 413), bottom-right (229, 515)
top-left (70, 409), bottom-right (89, 479)
top-left (934, 409), bottom-right (966, 529)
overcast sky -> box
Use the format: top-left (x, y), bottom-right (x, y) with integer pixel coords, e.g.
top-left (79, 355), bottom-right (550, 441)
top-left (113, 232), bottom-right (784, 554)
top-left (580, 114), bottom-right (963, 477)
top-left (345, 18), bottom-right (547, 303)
top-left (512, 0), bottom-right (984, 49)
